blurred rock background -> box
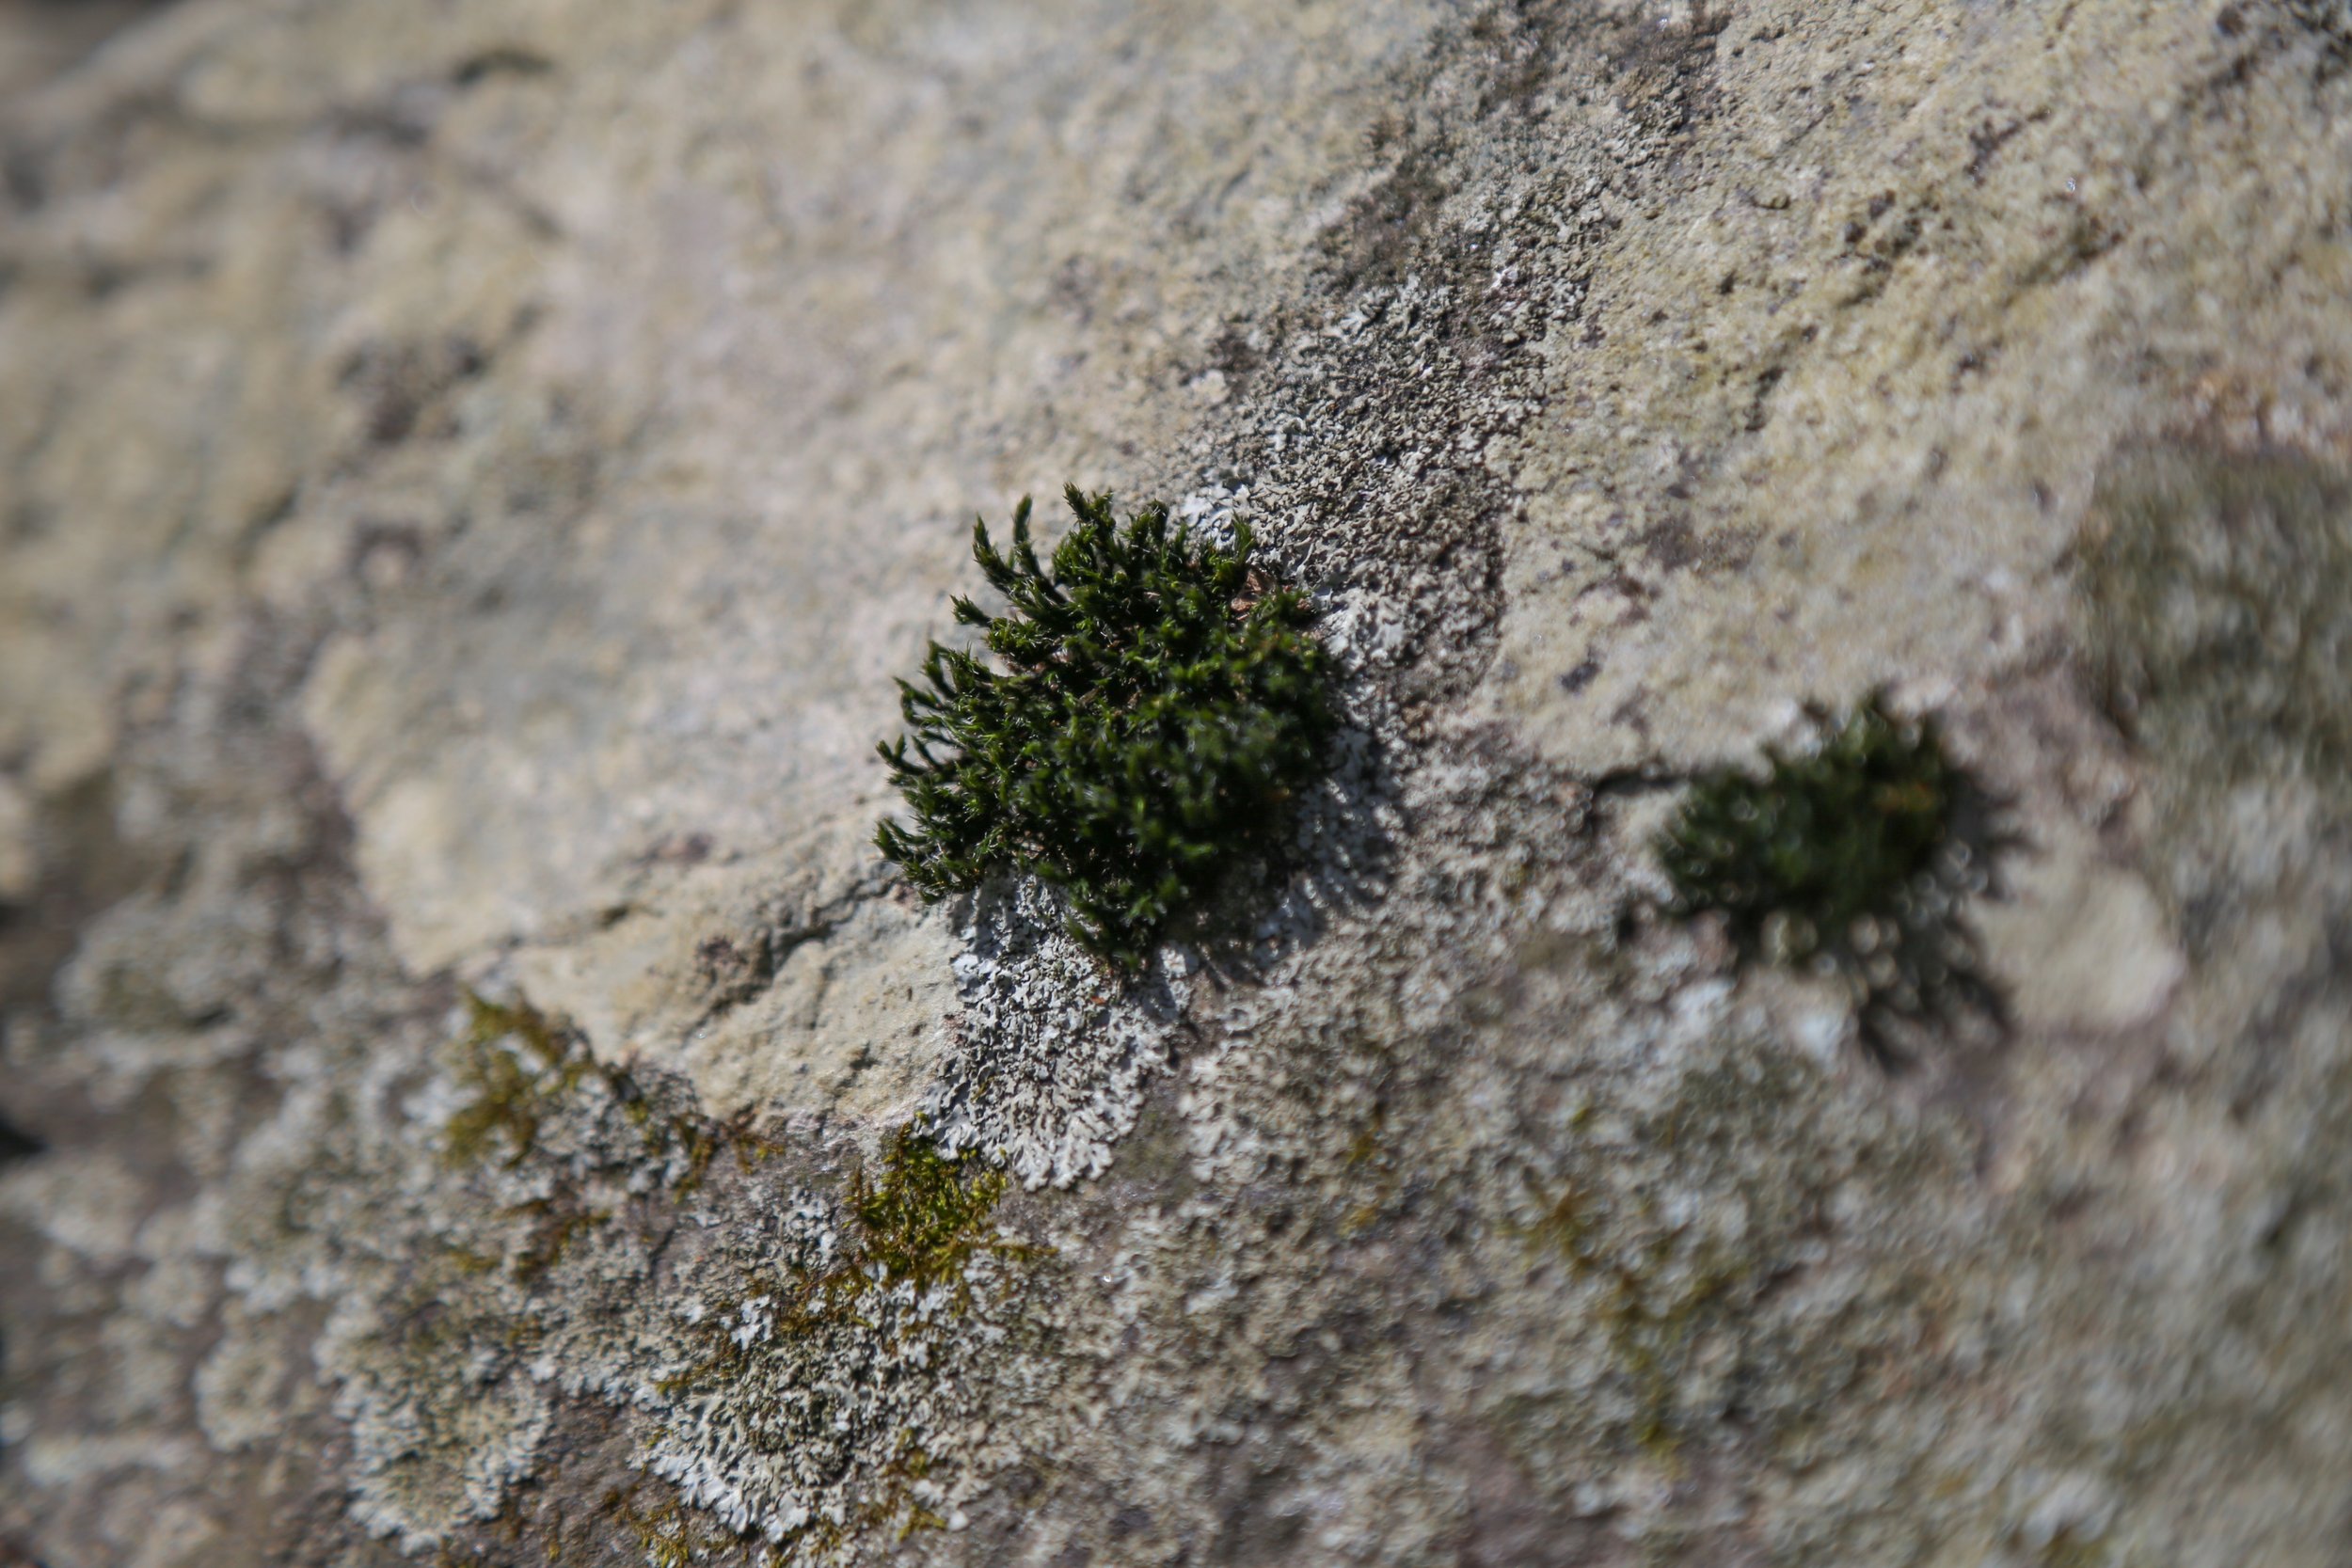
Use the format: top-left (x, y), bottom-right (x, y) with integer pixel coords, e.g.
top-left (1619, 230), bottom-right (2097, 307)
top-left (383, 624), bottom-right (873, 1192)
top-left (0, 1), bottom-right (169, 100)
top-left (3, 1), bottom-right (2351, 1564)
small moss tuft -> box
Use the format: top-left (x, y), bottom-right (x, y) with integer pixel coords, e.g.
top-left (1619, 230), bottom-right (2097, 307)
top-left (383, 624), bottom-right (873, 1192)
top-left (847, 1132), bottom-right (1009, 1285)
top-left (877, 484), bottom-right (1334, 968)
top-left (777, 1122), bottom-right (1035, 1337)
top-left (1655, 693), bottom-right (2008, 1059)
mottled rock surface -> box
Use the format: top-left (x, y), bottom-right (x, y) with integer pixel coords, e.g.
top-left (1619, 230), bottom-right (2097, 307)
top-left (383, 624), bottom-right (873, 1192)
top-left (4, 0), bottom-right (2351, 1562)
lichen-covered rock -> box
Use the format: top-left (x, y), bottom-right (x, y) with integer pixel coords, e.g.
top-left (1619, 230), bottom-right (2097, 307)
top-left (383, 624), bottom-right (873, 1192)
top-left (5, 1), bottom-right (2352, 1563)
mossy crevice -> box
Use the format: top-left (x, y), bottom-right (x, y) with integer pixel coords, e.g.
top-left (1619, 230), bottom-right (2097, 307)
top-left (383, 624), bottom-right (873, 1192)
top-left (438, 992), bottom-right (764, 1284)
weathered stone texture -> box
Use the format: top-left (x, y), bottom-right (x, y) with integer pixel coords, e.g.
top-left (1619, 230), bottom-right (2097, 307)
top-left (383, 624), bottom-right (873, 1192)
top-left (4, 0), bottom-right (2352, 1563)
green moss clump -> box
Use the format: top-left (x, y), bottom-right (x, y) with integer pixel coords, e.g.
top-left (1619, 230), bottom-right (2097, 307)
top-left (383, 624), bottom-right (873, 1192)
top-left (877, 485), bottom-right (1334, 968)
top-left (1658, 694), bottom-right (1958, 961)
top-left (1655, 694), bottom-right (2005, 1057)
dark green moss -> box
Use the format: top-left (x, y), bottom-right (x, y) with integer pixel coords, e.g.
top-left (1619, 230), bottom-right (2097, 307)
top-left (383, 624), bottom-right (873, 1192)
top-left (877, 485), bottom-right (1334, 968)
top-left (1659, 694), bottom-right (1958, 959)
top-left (1655, 694), bottom-right (2006, 1060)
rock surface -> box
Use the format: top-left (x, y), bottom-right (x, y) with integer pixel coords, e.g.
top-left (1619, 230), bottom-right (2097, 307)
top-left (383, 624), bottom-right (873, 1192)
top-left (4, 0), bottom-right (2351, 1562)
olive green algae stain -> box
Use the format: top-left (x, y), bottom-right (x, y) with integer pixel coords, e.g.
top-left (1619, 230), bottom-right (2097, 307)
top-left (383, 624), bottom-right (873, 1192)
top-left (601, 1484), bottom-right (762, 1568)
top-left (634, 1122), bottom-right (1054, 1555)
top-left (444, 993), bottom-right (593, 1170)
top-left (877, 485), bottom-right (1335, 969)
top-left (445, 991), bottom-right (729, 1199)
top-left (426, 997), bottom-right (1060, 1560)
top-left (1654, 694), bottom-right (2012, 1062)
top-left (670, 1123), bottom-right (1036, 1359)
top-left (316, 990), bottom-right (805, 1553)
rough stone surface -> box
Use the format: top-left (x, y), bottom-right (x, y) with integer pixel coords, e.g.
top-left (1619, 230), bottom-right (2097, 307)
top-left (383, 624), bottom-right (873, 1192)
top-left (5, 0), bottom-right (2352, 1563)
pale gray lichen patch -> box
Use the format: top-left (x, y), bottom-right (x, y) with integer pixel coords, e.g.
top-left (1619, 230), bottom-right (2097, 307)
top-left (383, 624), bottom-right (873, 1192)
top-left (924, 880), bottom-right (1190, 1189)
top-left (619, 1133), bottom-right (1057, 1555)
top-left (322, 1273), bottom-right (554, 1550)
top-left (190, 1301), bottom-right (321, 1454)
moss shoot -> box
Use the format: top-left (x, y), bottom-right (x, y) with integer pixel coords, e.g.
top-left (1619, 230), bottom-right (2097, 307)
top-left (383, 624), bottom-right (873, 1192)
top-left (1656, 694), bottom-right (2006, 1059)
top-left (877, 484), bottom-right (1334, 968)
